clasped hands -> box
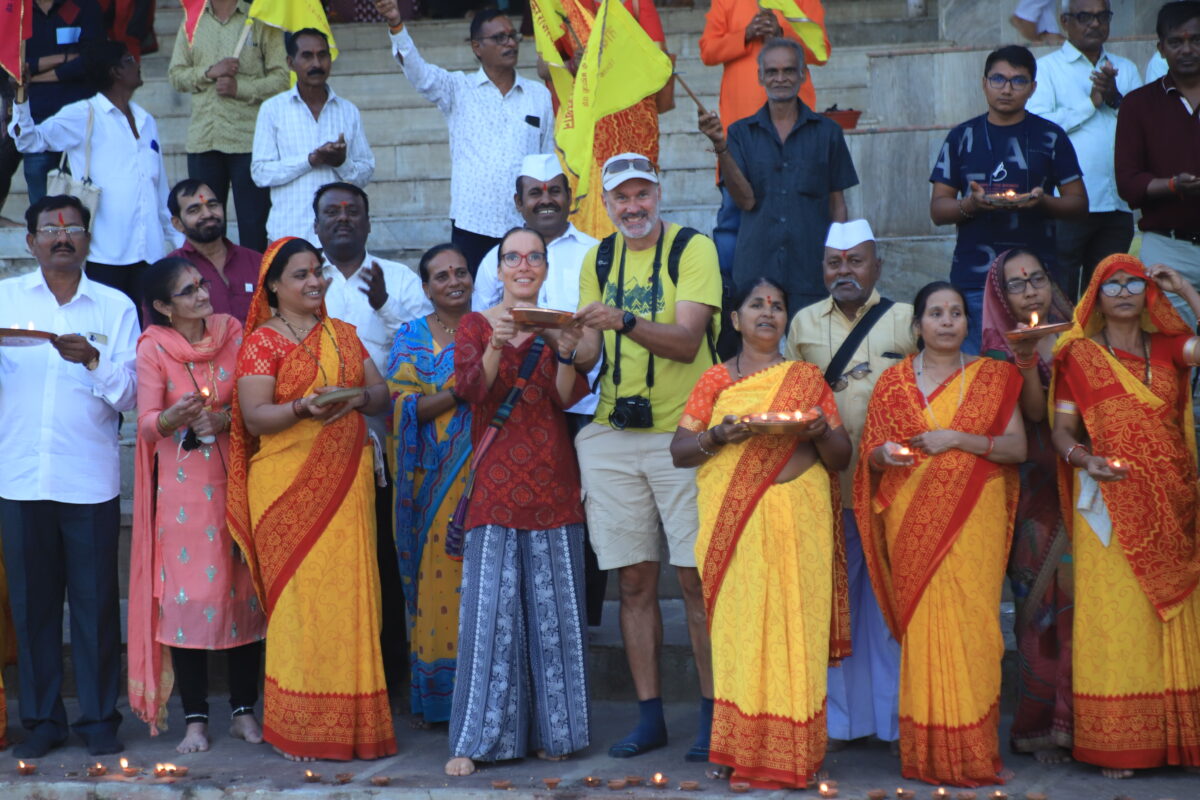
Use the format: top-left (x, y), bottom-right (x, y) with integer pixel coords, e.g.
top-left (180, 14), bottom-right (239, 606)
top-left (309, 133), bottom-right (348, 168)
top-left (161, 391), bottom-right (224, 438)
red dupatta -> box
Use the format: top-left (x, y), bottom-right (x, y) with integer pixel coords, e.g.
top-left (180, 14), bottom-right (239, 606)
top-left (1052, 254), bottom-right (1200, 621)
top-left (854, 356), bottom-right (1022, 639)
top-left (225, 239), bottom-right (367, 614)
top-left (701, 361), bottom-right (852, 662)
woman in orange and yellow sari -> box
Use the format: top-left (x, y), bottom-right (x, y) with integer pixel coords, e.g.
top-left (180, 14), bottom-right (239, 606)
top-left (672, 277), bottom-right (852, 789)
top-left (855, 281), bottom-right (1026, 787)
top-left (1050, 253), bottom-right (1200, 779)
top-left (227, 237), bottom-right (397, 762)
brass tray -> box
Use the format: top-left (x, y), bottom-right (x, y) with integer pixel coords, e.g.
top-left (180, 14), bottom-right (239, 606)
top-left (1004, 321), bottom-right (1071, 342)
top-left (312, 386), bottom-right (363, 408)
top-left (510, 307), bottom-right (576, 329)
top-left (739, 410), bottom-right (819, 434)
top-left (0, 327), bottom-right (54, 347)
top-left (984, 191), bottom-right (1033, 207)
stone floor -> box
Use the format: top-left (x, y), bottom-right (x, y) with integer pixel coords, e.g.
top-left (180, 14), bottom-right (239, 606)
top-left (0, 696), bottom-right (1194, 799)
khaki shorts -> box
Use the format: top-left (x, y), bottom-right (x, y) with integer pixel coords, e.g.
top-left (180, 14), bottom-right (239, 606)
top-left (575, 422), bottom-right (698, 570)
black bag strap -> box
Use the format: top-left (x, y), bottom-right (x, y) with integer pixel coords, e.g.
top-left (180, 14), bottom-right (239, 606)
top-left (823, 298), bottom-right (895, 387)
top-left (467, 337), bottom-right (546, 472)
top-left (664, 226), bottom-right (718, 366)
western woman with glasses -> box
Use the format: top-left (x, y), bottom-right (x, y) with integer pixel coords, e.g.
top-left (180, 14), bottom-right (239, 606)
top-left (1050, 253), bottom-right (1200, 779)
top-left (981, 249), bottom-right (1075, 765)
top-left (129, 257), bottom-right (266, 753)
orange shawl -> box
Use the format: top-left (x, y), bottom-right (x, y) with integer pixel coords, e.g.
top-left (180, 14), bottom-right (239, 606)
top-left (854, 356), bottom-right (1022, 639)
top-left (701, 361), bottom-right (852, 662)
top-left (128, 313), bottom-right (240, 733)
top-left (1052, 254), bottom-right (1200, 621)
top-left (226, 239), bottom-right (367, 614)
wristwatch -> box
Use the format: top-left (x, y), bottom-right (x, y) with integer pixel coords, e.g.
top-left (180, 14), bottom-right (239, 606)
top-left (557, 349), bottom-right (577, 365)
top-left (620, 311), bottom-right (637, 334)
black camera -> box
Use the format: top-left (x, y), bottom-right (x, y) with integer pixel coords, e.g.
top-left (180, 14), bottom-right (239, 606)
top-left (609, 396), bottom-right (654, 430)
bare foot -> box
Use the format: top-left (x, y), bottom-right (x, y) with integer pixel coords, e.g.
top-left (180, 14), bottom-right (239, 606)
top-left (535, 749), bottom-right (569, 761)
top-left (230, 714), bottom-right (263, 744)
top-left (1032, 747), bottom-right (1071, 765)
top-left (1101, 767), bottom-right (1133, 779)
top-left (273, 745), bottom-right (316, 762)
top-left (410, 716), bottom-right (430, 730)
top-left (706, 765), bottom-right (733, 780)
top-left (176, 721), bottom-right (210, 754)
top-left (445, 756), bottom-right (476, 776)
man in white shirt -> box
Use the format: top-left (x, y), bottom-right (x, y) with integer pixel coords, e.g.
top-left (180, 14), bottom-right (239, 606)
top-left (0, 195), bottom-right (138, 759)
top-left (314, 180), bottom-right (431, 696)
top-left (1028, 0), bottom-right (1141, 300)
top-left (251, 29), bottom-right (375, 243)
top-left (375, 0), bottom-right (555, 276)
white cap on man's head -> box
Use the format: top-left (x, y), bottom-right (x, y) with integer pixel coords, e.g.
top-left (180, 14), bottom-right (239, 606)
top-left (519, 153), bottom-right (564, 182)
top-left (825, 219), bottom-right (875, 250)
top-left (601, 152), bottom-right (659, 191)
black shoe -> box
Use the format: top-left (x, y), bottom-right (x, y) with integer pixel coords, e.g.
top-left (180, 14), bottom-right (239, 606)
top-left (13, 726), bottom-right (66, 759)
top-left (84, 731), bottom-right (124, 756)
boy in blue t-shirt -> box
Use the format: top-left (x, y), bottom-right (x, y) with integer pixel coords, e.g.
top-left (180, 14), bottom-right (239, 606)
top-left (929, 44), bottom-right (1088, 353)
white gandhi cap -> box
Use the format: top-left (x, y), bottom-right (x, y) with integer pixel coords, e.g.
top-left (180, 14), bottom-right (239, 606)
top-left (518, 153), bottom-right (564, 182)
top-left (824, 219), bottom-right (876, 250)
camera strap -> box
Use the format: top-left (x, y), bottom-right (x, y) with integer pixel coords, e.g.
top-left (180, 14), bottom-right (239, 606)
top-left (612, 223), bottom-right (666, 389)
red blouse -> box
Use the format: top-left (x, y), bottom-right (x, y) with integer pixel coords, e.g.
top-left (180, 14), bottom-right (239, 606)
top-left (454, 313), bottom-right (589, 531)
top-left (237, 326), bottom-right (369, 381)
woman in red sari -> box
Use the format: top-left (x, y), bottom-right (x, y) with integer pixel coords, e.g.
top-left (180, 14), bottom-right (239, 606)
top-left (228, 237), bottom-right (396, 762)
top-left (1050, 253), bottom-right (1200, 779)
top-left (855, 281), bottom-right (1026, 787)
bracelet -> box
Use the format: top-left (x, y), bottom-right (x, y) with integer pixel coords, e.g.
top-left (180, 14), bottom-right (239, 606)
top-left (712, 144), bottom-right (727, 156)
top-left (388, 21), bottom-right (404, 33)
top-left (957, 197), bottom-right (974, 220)
top-left (982, 435), bottom-right (995, 458)
top-left (292, 397), bottom-right (312, 419)
top-left (1169, 176), bottom-right (1180, 196)
top-left (1064, 442), bottom-right (1089, 466)
top-left (1014, 353), bottom-right (1038, 370)
top-left (697, 430), bottom-right (717, 457)
top-left (490, 338), bottom-right (505, 350)
top-left (156, 411), bottom-right (174, 436)
top-left (556, 349), bottom-right (576, 365)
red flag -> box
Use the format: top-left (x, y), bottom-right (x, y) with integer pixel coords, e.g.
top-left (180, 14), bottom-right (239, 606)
top-left (181, 0), bottom-right (205, 46)
top-left (1, 0), bottom-right (31, 83)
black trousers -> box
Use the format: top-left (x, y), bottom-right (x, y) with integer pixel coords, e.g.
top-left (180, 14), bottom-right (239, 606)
top-left (451, 223), bottom-right (502, 280)
top-left (187, 151), bottom-right (271, 254)
top-left (376, 459), bottom-right (408, 697)
top-left (567, 412), bottom-right (608, 626)
top-left (0, 135), bottom-right (20, 213)
top-left (169, 641), bottom-right (263, 722)
top-left (0, 497), bottom-right (122, 742)
top-left (86, 260), bottom-right (150, 328)
top-left (1055, 211), bottom-right (1136, 302)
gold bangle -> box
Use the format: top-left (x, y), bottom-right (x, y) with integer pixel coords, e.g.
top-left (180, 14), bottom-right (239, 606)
top-left (157, 411), bottom-right (173, 435)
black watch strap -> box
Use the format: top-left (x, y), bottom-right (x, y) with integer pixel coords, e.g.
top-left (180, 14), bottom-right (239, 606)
top-left (620, 311), bottom-right (637, 334)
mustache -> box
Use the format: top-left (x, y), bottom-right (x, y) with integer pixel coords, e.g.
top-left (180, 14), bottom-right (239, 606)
top-left (832, 277), bottom-right (862, 291)
top-left (533, 202), bottom-right (561, 213)
top-left (307, 68), bottom-right (326, 76)
top-left (51, 243), bottom-right (75, 253)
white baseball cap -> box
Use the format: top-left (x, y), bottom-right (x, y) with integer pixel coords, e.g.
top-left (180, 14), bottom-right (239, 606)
top-left (601, 152), bottom-right (658, 191)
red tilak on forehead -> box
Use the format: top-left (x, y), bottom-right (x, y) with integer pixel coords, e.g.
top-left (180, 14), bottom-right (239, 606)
top-left (198, 193), bottom-right (206, 203)
top-left (339, 201), bottom-right (350, 207)
top-left (765, 294), bottom-right (776, 304)
top-left (57, 212), bottom-right (65, 226)
top-left (840, 250), bottom-right (848, 259)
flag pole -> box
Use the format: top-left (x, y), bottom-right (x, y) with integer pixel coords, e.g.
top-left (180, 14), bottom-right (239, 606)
top-left (232, 17), bottom-right (253, 58)
top-left (671, 72), bottom-right (707, 115)
top-left (15, 1), bottom-right (26, 105)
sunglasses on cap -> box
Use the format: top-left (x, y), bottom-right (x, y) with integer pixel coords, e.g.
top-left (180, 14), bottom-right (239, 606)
top-left (602, 157), bottom-right (655, 179)
top-left (1099, 278), bottom-right (1147, 297)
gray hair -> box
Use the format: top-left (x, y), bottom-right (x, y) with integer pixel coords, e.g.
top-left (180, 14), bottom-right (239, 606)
top-left (757, 37), bottom-right (806, 72)
top-left (1061, 0), bottom-right (1110, 13)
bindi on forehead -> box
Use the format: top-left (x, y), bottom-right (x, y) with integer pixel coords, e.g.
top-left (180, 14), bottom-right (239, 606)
top-left (57, 211), bottom-right (65, 226)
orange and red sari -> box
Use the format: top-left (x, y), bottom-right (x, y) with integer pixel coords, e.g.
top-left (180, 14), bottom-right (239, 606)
top-left (1051, 254), bottom-right (1200, 770)
top-left (227, 239), bottom-right (396, 760)
top-left (681, 361), bottom-right (851, 788)
top-left (854, 356), bottom-right (1021, 786)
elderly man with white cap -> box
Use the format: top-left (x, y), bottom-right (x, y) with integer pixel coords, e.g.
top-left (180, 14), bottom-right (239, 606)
top-left (785, 219), bottom-right (915, 751)
top-left (574, 152), bottom-right (723, 762)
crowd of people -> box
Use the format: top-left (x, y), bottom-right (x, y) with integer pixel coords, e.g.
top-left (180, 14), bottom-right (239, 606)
top-left (0, 0), bottom-right (1197, 792)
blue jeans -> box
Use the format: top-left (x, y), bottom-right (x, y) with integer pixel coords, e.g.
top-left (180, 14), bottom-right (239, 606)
top-left (713, 185), bottom-right (740, 280)
top-left (23, 151), bottom-right (61, 206)
top-left (961, 287), bottom-right (984, 356)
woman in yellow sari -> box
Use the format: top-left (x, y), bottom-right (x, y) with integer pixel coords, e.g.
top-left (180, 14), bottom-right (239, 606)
top-left (855, 281), bottom-right (1026, 787)
top-left (1050, 253), bottom-right (1200, 778)
top-left (672, 277), bottom-right (852, 789)
top-left (227, 237), bottom-right (397, 761)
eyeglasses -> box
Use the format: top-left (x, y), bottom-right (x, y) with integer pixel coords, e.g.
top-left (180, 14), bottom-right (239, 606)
top-left (986, 74), bottom-right (1033, 90)
top-left (475, 31), bottom-right (522, 45)
top-left (1099, 278), bottom-right (1147, 297)
top-left (831, 362), bottom-right (871, 392)
top-left (172, 278), bottom-right (212, 299)
top-left (501, 251), bottom-right (546, 268)
top-left (602, 157), bottom-right (655, 179)
top-left (35, 225), bottom-right (88, 238)
top-left (1004, 272), bottom-right (1050, 295)
top-left (1062, 10), bottom-right (1114, 25)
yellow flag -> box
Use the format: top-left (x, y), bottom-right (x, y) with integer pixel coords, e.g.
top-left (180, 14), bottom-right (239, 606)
top-left (556, 0), bottom-right (671, 212)
top-left (756, 0), bottom-right (828, 63)
top-left (529, 0), bottom-right (575, 105)
top-left (248, 0), bottom-right (338, 61)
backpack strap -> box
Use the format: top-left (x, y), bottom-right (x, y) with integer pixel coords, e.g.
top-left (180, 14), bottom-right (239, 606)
top-left (594, 233), bottom-right (618, 295)
top-left (665, 227), bottom-right (717, 366)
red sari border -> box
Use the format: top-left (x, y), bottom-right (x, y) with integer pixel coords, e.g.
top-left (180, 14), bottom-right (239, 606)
top-left (262, 676), bottom-right (398, 762)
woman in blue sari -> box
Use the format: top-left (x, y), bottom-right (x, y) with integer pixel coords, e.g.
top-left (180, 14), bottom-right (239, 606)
top-left (386, 243), bottom-right (474, 726)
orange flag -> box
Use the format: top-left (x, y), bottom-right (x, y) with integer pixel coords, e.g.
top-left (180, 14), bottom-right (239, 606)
top-left (0, 0), bottom-right (31, 83)
top-left (180, 0), bottom-right (206, 46)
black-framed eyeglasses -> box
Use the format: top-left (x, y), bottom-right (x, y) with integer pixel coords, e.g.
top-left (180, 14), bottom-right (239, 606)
top-left (172, 278), bottom-right (212, 299)
top-left (501, 251), bottom-right (546, 268)
top-left (831, 362), bottom-right (871, 392)
top-left (602, 157), bottom-right (655, 178)
top-left (986, 74), bottom-right (1033, 90)
top-left (1004, 272), bottom-right (1050, 295)
top-left (1099, 278), bottom-right (1147, 297)
top-left (475, 31), bottom-right (522, 45)
top-left (35, 225), bottom-right (88, 239)
top-left (1062, 10), bottom-right (1114, 25)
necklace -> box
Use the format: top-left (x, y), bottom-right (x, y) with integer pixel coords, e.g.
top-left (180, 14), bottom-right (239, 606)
top-left (276, 311), bottom-right (316, 338)
top-left (433, 312), bottom-right (458, 335)
top-left (1101, 328), bottom-right (1151, 386)
top-left (284, 315), bottom-right (345, 387)
top-left (914, 350), bottom-right (965, 429)
top-left (735, 350), bottom-right (782, 379)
